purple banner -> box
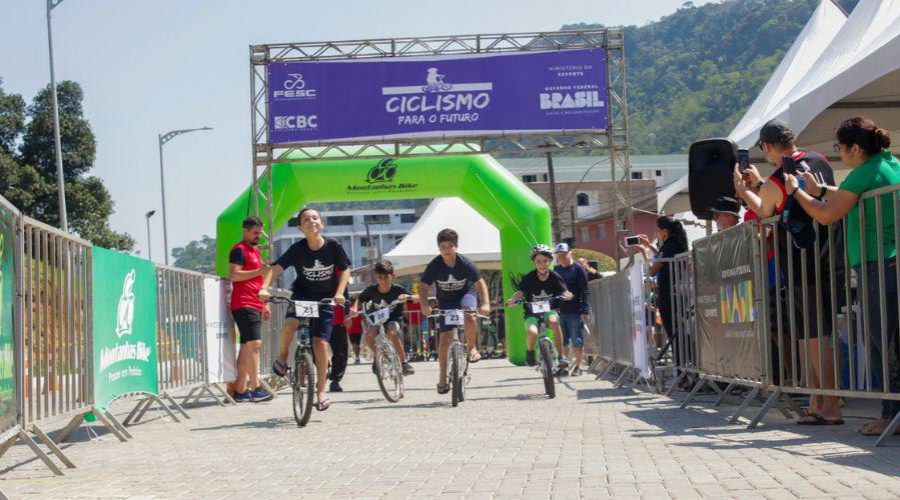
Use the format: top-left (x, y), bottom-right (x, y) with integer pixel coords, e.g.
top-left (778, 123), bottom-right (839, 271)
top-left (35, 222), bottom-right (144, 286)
top-left (267, 49), bottom-right (608, 144)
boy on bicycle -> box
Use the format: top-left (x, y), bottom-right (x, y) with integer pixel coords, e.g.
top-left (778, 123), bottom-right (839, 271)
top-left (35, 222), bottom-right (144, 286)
top-left (419, 228), bottom-right (491, 394)
top-left (506, 244), bottom-right (572, 369)
top-left (355, 260), bottom-right (416, 376)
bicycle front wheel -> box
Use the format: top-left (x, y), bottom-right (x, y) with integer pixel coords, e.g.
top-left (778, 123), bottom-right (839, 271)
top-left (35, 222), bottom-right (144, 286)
top-left (376, 347), bottom-right (404, 403)
top-left (539, 339), bottom-right (556, 399)
top-left (293, 350), bottom-right (315, 426)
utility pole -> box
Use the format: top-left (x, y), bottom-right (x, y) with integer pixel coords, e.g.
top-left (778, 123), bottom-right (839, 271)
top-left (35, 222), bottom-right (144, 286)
top-left (545, 152), bottom-right (561, 243)
top-left (570, 205), bottom-right (577, 243)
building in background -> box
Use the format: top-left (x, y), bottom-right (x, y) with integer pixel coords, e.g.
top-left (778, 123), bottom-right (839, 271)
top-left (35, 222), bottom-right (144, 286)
top-left (272, 199), bottom-right (429, 288)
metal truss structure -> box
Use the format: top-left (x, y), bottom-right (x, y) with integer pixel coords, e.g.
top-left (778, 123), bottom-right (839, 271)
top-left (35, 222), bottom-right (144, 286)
top-left (249, 29), bottom-right (633, 263)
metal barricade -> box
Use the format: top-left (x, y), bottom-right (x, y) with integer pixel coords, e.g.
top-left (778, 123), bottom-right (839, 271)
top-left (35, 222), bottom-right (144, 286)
top-left (259, 288), bottom-right (290, 389)
top-left (15, 216), bottom-right (91, 471)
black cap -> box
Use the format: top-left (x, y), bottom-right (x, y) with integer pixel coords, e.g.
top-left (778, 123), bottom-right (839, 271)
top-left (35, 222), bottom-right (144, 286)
top-left (711, 197), bottom-right (741, 218)
top-left (756, 119), bottom-right (795, 148)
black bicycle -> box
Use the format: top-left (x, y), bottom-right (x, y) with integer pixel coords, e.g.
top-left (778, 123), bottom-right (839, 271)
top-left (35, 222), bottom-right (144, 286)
top-left (509, 295), bottom-right (569, 399)
top-left (267, 296), bottom-right (334, 427)
top-left (428, 308), bottom-right (489, 407)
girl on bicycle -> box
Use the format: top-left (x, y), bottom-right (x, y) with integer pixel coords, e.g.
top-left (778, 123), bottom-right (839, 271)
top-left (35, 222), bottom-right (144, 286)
top-left (506, 244), bottom-right (572, 369)
top-left (261, 207), bottom-right (350, 412)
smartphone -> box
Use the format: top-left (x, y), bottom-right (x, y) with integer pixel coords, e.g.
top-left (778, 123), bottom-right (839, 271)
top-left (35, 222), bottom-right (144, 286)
top-left (624, 236), bottom-right (641, 246)
top-left (738, 149), bottom-right (750, 172)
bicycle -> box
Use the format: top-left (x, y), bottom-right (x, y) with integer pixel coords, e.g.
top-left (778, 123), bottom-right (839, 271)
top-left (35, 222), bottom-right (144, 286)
top-left (427, 308), bottom-right (489, 407)
top-left (266, 296), bottom-right (334, 427)
top-left (349, 300), bottom-right (405, 403)
top-left (511, 296), bottom-right (567, 399)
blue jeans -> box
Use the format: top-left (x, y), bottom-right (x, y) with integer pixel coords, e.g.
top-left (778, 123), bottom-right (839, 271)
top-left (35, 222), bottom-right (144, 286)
top-left (856, 260), bottom-right (900, 420)
top-left (559, 313), bottom-right (585, 348)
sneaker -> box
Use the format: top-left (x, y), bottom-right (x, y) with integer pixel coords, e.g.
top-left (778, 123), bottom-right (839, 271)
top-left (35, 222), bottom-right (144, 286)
top-left (401, 362), bottom-right (415, 375)
top-left (330, 381), bottom-right (343, 392)
top-left (555, 367), bottom-right (569, 377)
top-left (525, 350), bottom-right (536, 367)
top-left (558, 356), bottom-right (570, 369)
top-left (354, 357), bottom-right (361, 365)
top-left (249, 388), bottom-right (273, 403)
top-left (571, 366), bottom-right (583, 377)
top-left (233, 391), bottom-right (252, 403)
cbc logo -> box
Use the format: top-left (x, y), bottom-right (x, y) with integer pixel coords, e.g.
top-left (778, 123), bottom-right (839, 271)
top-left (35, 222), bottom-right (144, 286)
top-left (274, 115), bottom-right (318, 130)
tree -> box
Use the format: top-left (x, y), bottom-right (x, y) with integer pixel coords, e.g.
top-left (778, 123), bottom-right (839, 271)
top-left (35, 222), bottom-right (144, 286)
top-left (0, 78), bottom-right (133, 251)
top-left (172, 235), bottom-right (216, 274)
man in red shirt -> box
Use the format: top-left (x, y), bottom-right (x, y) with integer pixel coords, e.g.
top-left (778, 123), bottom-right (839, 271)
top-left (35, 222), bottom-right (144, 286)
top-left (228, 216), bottom-right (272, 402)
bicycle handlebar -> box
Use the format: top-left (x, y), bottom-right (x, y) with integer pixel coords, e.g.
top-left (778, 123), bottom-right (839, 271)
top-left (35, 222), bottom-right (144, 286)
top-left (266, 296), bottom-right (337, 306)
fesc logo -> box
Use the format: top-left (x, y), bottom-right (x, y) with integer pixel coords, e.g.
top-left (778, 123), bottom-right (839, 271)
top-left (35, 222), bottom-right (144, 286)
top-left (366, 158), bottom-right (398, 184)
top-left (273, 74), bottom-right (317, 100)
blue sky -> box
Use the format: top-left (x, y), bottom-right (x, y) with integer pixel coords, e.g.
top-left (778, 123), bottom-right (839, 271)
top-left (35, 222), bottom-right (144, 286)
top-left (2, 0), bottom-right (714, 262)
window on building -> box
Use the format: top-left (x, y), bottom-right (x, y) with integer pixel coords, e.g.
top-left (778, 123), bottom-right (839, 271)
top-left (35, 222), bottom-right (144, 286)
top-left (360, 236), bottom-right (373, 247)
top-left (326, 215), bottom-right (353, 226)
top-left (400, 213), bottom-right (418, 224)
top-left (631, 172), bottom-right (643, 180)
top-left (522, 174), bottom-right (538, 183)
top-left (576, 193), bottom-right (589, 207)
top-left (580, 227), bottom-right (589, 243)
top-left (655, 169), bottom-right (663, 177)
top-left (364, 214), bottom-right (390, 224)
top-left (598, 225), bottom-right (607, 241)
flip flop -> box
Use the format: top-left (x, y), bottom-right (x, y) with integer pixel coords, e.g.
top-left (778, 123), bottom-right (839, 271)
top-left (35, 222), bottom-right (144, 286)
top-left (437, 382), bottom-right (450, 394)
top-left (272, 360), bottom-right (288, 377)
top-left (468, 351), bottom-right (482, 364)
top-left (315, 398), bottom-right (331, 411)
top-left (797, 412), bottom-right (844, 426)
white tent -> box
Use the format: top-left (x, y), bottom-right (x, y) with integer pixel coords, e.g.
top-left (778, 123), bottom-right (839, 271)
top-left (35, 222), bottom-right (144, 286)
top-left (384, 197), bottom-right (501, 275)
top-left (661, 0), bottom-right (900, 214)
top-left (731, 0), bottom-right (900, 153)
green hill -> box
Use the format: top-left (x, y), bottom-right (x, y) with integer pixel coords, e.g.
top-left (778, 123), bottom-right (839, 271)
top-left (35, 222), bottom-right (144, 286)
top-left (563, 0), bottom-right (858, 154)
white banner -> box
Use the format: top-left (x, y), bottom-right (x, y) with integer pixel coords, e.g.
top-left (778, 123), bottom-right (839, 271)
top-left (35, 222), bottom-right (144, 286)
top-left (204, 277), bottom-right (237, 384)
top-left (630, 256), bottom-right (650, 377)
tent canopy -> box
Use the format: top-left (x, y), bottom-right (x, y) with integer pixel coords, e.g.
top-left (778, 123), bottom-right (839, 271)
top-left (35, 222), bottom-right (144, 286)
top-left (385, 197), bottom-right (501, 276)
top-left (662, 0), bottom-right (900, 214)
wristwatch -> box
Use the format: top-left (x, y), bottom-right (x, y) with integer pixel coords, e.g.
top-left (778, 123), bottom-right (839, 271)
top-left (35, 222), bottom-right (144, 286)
top-left (755, 180), bottom-right (765, 191)
top-left (814, 185), bottom-right (827, 200)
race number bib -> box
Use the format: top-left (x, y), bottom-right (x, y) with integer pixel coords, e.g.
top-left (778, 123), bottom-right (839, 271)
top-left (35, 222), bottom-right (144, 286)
top-left (530, 301), bottom-right (551, 314)
top-left (368, 307), bottom-right (390, 325)
top-left (293, 301), bottom-right (319, 318)
top-left (444, 309), bottom-right (464, 326)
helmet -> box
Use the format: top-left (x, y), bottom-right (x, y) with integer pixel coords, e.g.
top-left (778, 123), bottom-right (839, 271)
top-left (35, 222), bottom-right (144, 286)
top-left (530, 244), bottom-right (553, 259)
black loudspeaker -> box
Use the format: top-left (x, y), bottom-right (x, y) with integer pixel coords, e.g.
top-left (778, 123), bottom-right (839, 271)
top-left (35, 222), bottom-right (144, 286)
top-left (688, 138), bottom-right (738, 220)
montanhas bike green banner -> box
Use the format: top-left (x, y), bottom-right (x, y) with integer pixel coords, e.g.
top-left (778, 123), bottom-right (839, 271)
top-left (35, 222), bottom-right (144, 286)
top-left (0, 201), bottom-right (16, 432)
top-left (92, 247), bottom-right (158, 411)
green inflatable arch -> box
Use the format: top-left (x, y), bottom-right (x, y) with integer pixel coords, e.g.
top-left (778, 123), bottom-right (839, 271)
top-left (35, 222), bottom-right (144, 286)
top-left (215, 153), bottom-right (551, 365)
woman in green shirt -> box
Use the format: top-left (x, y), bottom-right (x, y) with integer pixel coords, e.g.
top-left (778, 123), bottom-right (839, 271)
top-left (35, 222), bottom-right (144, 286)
top-left (785, 116), bottom-right (900, 438)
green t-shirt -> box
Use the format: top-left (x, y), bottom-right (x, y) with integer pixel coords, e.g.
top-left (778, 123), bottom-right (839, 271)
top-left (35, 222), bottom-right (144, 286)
top-left (839, 150), bottom-right (900, 267)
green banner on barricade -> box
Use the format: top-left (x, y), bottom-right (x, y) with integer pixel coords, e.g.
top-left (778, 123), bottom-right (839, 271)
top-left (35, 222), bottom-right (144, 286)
top-left (0, 201), bottom-right (16, 431)
top-left (92, 247), bottom-right (158, 411)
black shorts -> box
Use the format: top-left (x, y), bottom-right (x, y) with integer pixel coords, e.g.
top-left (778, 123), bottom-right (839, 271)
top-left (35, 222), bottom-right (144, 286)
top-left (348, 333), bottom-right (362, 345)
top-left (231, 307), bottom-right (262, 344)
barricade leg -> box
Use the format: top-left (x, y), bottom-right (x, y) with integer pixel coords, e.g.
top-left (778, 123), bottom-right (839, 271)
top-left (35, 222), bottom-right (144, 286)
top-left (127, 395), bottom-right (181, 426)
top-left (103, 411), bottom-right (134, 439)
top-left (665, 372), bottom-right (688, 397)
top-left (160, 391), bottom-right (190, 420)
top-left (728, 385), bottom-right (761, 425)
top-left (679, 375), bottom-right (708, 409)
top-left (713, 382), bottom-right (735, 407)
top-left (124, 398), bottom-right (152, 426)
top-left (0, 428), bottom-right (63, 476)
top-left (57, 407), bottom-right (128, 443)
top-left (181, 387), bottom-right (200, 407)
top-left (27, 424), bottom-right (75, 469)
top-left (875, 412), bottom-right (900, 447)
top-left (614, 365), bottom-right (631, 386)
top-left (256, 378), bottom-right (277, 398)
top-left (212, 383), bottom-right (236, 405)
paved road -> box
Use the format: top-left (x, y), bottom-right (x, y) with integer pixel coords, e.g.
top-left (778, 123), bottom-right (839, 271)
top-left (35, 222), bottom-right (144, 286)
top-left (2, 359), bottom-right (900, 499)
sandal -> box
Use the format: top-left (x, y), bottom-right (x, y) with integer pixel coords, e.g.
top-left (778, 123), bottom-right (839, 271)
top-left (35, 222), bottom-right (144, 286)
top-left (859, 421), bottom-right (900, 436)
top-left (315, 398), bottom-right (331, 411)
top-left (436, 382), bottom-right (451, 394)
top-left (272, 360), bottom-right (288, 377)
top-left (468, 351), bottom-right (482, 364)
top-left (797, 412), bottom-right (844, 426)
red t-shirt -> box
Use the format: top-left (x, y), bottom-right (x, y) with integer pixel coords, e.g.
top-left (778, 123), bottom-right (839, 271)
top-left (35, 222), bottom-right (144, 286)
top-left (405, 301), bottom-right (422, 325)
top-left (347, 310), bottom-right (363, 335)
top-left (228, 241), bottom-right (264, 312)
